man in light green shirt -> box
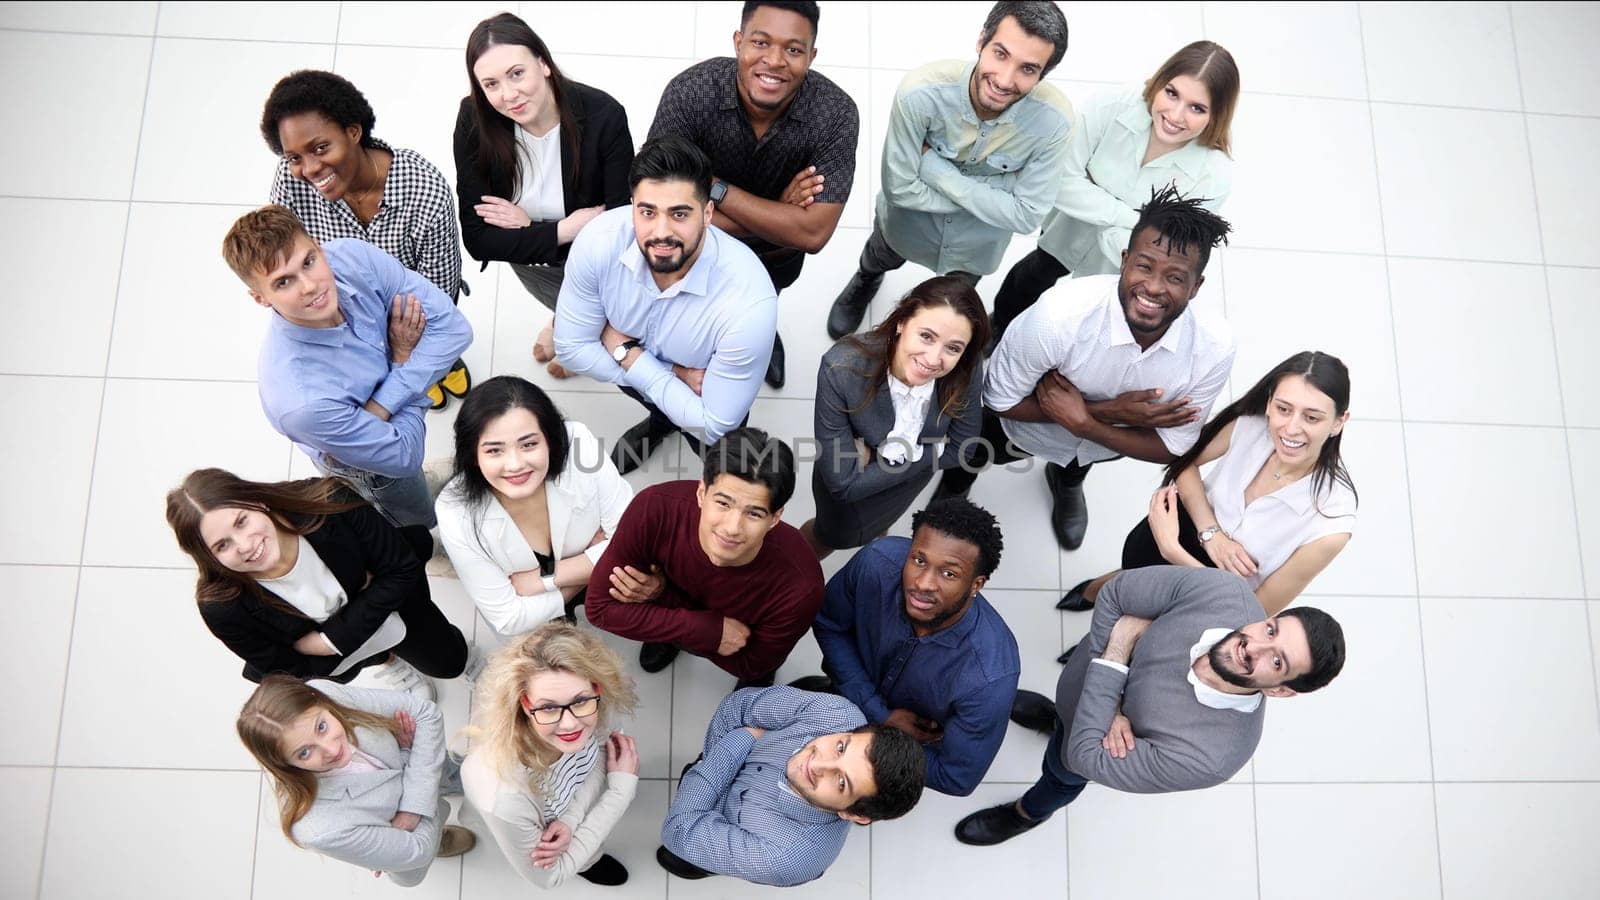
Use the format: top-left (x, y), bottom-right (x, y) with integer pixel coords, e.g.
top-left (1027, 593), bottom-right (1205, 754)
top-left (826, 1), bottom-right (1074, 340)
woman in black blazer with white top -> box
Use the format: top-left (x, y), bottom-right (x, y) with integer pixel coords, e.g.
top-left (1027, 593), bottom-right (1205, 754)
top-left (802, 277), bottom-right (992, 559)
top-left (456, 12), bottom-right (634, 377)
top-left (166, 469), bottom-right (468, 696)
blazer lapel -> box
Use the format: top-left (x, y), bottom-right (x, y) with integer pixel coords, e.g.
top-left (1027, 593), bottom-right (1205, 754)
top-left (558, 88), bottom-right (589, 213)
top-left (547, 474), bottom-right (579, 561)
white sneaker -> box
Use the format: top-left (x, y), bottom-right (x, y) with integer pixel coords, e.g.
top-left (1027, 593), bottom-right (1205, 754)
top-left (369, 656), bottom-right (436, 701)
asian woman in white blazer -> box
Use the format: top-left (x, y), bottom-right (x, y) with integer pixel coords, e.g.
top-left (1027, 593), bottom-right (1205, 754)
top-left (436, 376), bottom-right (634, 639)
top-left (990, 40), bottom-right (1240, 345)
top-left (237, 675), bottom-right (477, 884)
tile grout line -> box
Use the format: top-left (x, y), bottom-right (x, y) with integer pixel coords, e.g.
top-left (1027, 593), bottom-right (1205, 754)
top-left (1353, 5), bottom-right (1448, 899)
top-left (1503, 0), bottom-right (1600, 777)
top-left (30, 5), bottom-right (163, 895)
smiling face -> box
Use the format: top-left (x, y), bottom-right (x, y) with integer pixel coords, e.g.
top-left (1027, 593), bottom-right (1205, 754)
top-left (198, 506), bottom-right (288, 576)
top-left (1266, 374), bottom-right (1346, 471)
top-left (1116, 227), bottom-right (1204, 344)
top-left (1207, 615), bottom-right (1311, 693)
top-left (733, 5), bottom-right (816, 113)
top-left (521, 669), bottom-right (601, 755)
top-left (890, 305), bottom-right (972, 388)
top-left (247, 234), bottom-right (341, 329)
top-left (696, 474), bottom-right (781, 568)
top-left (632, 178), bottom-right (711, 277)
top-left (472, 42), bottom-right (555, 130)
top-left (785, 729), bottom-right (878, 822)
top-left (969, 15), bottom-right (1055, 119)
top-left (476, 407), bottom-right (551, 502)
top-left (1148, 73), bottom-right (1212, 150)
top-left (277, 112), bottom-right (367, 202)
top-left (901, 526), bottom-right (986, 634)
top-left (279, 706), bottom-right (352, 773)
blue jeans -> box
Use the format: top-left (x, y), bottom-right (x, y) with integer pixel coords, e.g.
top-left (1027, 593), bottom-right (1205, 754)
top-left (315, 457), bottom-right (437, 530)
top-left (1018, 714), bottom-right (1089, 821)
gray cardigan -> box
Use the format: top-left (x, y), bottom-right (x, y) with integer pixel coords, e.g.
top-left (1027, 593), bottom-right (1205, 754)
top-left (813, 334), bottom-right (985, 503)
top-left (1053, 566), bottom-right (1266, 793)
top-left (290, 680), bottom-right (450, 885)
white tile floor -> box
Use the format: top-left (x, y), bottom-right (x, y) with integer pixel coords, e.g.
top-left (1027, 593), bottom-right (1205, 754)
top-left (0, 1), bottom-right (1596, 898)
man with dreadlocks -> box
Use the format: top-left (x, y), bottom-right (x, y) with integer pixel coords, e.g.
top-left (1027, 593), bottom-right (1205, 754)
top-left (932, 185), bottom-right (1234, 552)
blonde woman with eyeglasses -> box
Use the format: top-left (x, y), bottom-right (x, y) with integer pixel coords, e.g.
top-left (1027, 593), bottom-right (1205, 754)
top-left (461, 621), bottom-right (640, 887)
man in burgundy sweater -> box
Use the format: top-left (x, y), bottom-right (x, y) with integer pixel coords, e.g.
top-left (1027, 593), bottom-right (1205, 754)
top-left (586, 427), bottom-right (824, 685)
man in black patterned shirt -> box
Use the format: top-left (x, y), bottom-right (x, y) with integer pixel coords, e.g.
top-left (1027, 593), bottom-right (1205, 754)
top-left (648, 0), bottom-right (860, 390)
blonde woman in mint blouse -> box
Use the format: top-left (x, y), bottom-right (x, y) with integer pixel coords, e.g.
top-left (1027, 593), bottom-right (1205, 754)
top-left (990, 41), bottom-right (1239, 345)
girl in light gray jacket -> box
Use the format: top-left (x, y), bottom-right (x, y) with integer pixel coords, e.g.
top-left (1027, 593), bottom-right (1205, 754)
top-left (237, 675), bottom-right (477, 885)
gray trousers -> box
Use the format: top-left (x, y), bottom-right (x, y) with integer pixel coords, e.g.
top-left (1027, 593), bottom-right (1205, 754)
top-left (858, 219), bottom-right (980, 287)
top-left (510, 262), bottom-right (566, 311)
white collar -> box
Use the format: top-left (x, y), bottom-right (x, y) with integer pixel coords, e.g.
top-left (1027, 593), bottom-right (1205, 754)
top-left (1187, 627), bottom-right (1262, 713)
top-left (887, 372), bottom-right (935, 401)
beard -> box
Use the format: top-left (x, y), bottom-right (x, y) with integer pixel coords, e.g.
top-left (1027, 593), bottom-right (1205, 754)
top-left (898, 591), bottom-right (966, 632)
top-left (1207, 632), bottom-right (1258, 690)
top-left (639, 232), bottom-right (702, 274)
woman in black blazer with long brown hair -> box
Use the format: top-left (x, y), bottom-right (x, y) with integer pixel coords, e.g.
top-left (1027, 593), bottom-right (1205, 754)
top-left (166, 469), bottom-right (468, 697)
top-left (455, 11), bottom-right (634, 378)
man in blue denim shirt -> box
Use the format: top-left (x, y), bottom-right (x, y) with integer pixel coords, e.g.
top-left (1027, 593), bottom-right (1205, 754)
top-left (658, 685), bottom-right (925, 886)
top-left (223, 205), bottom-right (472, 531)
top-left (801, 498), bottom-right (1018, 797)
top-left (827, 1), bottom-right (1073, 339)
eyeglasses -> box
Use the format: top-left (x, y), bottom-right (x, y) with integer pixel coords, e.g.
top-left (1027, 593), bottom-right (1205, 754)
top-left (523, 695), bottom-right (601, 725)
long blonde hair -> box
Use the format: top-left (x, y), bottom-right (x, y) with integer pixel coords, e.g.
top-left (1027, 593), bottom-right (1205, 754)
top-left (467, 622), bottom-right (637, 795)
top-left (237, 675), bottom-right (403, 843)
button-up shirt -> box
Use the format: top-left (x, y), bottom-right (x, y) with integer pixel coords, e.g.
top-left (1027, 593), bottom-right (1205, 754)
top-left (880, 374), bottom-right (935, 464)
top-left (662, 686), bottom-right (867, 887)
top-left (648, 57), bottom-right (859, 256)
top-left (552, 206), bottom-right (777, 444)
top-left (271, 139), bottom-right (462, 298)
top-left (1038, 85), bottom-right (1232, 276)
top-left (257, 239), bottom-right (473, 478)
top-left (876, 59), bottom-right (1075, 276)
top-left (812, 537), bottom-right (1019, 796)
top-left (1201, 414), bottom-right (1358, 588)
top-left (984, 273), bottom-right (1234, 466)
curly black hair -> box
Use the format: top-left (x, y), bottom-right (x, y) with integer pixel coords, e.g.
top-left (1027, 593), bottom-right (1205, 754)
top-left (1127, 183), bottom-right (1232, 274)
top-left (259, 69), bottom-right (378, 155)
top-left (910, 497), bottom-right (1004, 579)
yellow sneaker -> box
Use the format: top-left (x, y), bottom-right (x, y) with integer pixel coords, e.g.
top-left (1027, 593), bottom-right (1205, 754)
top-left (440, 359), bottom-right (472, 398)
top-left (426, 383), bottom-right (447, 410)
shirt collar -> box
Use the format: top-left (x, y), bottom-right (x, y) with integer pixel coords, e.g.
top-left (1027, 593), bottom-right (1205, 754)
top-left (1187, 627), bottom-right (1262, 713)
top-left (270, 312), bottom-right (348, 347)
top-left (1101, 294), bottom-right (1192, 356)
top-left (617, 228), bottom-right (720, 299)
top-left (887, 372), bottom-right (935, 402)
top-left (1114, 98), bottom-right (1212, 179)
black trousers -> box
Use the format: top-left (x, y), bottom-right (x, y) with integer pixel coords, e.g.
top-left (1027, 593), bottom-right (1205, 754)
top-left (1119, 499), bottom-right (1216, 572)
top-left (335, 586), bottom-right (470, 682)
top-left (991, 248), bottom-right (1070, 338)
top-left (937, 407), bottom-right (1092, 496)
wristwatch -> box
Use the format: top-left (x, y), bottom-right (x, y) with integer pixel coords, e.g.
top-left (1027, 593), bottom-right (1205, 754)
top-left (709, 178), bottom-right (729, 204)
top-left (1198, 525), bottom-right (1223, 543)
top-left (611, 339), bottom-right (642, 363)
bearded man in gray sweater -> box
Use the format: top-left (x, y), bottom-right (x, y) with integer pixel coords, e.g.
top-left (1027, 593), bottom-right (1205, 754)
top-left (954, 565), bottom-right (1346, 845)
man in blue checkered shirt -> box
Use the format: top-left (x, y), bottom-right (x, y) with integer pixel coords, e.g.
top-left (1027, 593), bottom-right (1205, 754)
top-left (658, 686), bottom-right (926, 886)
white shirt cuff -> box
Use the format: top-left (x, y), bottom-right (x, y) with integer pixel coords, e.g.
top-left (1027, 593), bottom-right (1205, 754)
top-left (320, 632), bottom-right (342, 656)
top-left (1091, 657), bottom-right (1129, 675)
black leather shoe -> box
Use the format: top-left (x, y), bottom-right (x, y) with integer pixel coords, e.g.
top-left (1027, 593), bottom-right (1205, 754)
top-left (1009, 689), bottom-right (1057, 733)
top-left (827, 272), bottom-right (882, 339)
top-left (639, 642), bottom-right (680, 673)
top-left (735, 671), bottom-right (776, 690)
top-left (788, 674), bottom-right (836, 694)
top-left (657, 845), bottom-right (712, 880)
top-left (578, 853), bottom-right (629, 886)
top-left (954, 802), bottom-right (1046, 846)
top-left (930, 472), bottom-right (971, 503)
top-left (1055, 645), bottom-right (1076, 666)
top-left (1056, 578), bottom-right (1094, 611)
top-left (764, 333), bottom-right (786, 389)
top-left (610, 417), bottom-right (673, 476)
top-left (1043, 463), bottom-right (1089, 550)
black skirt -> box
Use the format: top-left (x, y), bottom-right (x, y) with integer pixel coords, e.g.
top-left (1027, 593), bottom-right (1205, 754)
top-left (810, 464), bottom-right (935, 551)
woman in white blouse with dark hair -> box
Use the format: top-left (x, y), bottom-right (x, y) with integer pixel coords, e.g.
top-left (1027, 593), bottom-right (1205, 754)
top-left (435, 376), bottom-right (632, 639)
top-left (1058, 352), bottom-right (1358, 656)
top-left (990, 40), bottom-right (1239, 347)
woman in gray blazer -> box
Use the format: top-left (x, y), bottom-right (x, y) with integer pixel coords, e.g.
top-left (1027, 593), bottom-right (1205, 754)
top-left (802, 276), bottom-right (991, 558)
top-left (435, 376), bottom-right (633, 638)
top-left (237, 675), bottom-right (477, 884)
